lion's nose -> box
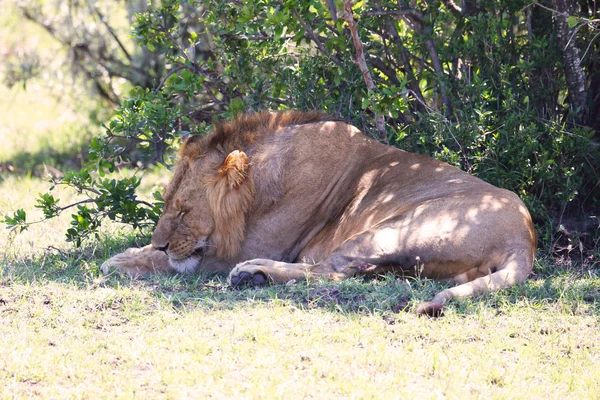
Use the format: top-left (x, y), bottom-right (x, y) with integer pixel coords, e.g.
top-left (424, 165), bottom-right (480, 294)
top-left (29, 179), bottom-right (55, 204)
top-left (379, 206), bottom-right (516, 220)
top-left (154, 243), bottom-right (169, 253)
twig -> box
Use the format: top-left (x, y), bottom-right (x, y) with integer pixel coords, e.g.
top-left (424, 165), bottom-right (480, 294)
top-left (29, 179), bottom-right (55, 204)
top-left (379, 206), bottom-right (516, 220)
top-left (154, 66), bottom-right (185, 94)
top-left (325, 0), bottom-right (338, 21)
top-left (439, 0), bottom-right (463, 18)
top-left (56, 181), bottom-right (101, 196)
top-left (136, 199), bottom-right (156, 209)
top-left (526, 2), bottom-right (600, 26)
top-left (57, 199), bottom-right (98, 212)
top-left (220, 33), bottom-right (294, 41)
top-left (367, 5), bottom-right (450, 113)
top-left (364, 9), bottom-right (424, 21)
top-left (378, 11), bottom-right (428, 111)
top-left (45, 246), bottom-right (69, 257)
top-left (581, 31), bottom-right (600, 61)
top-left (343, 0), bottom-right (386, 140)
top-left (162, 11), bottom-right (193, 65)
top-left (290, 7), bottom-right (343, 67)
top-left (202, 82), bottom-right (225, 106)
top-left (185, 102), bottom-right (223, 117)
top-left (91, 4), bottom-right (132, 61)
top-left (10, 196), bottom-right (158, 235)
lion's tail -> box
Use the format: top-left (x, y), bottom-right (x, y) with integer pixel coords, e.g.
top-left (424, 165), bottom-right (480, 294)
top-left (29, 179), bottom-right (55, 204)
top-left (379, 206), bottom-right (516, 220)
top-left (416, 247), bottom-right (534, 316)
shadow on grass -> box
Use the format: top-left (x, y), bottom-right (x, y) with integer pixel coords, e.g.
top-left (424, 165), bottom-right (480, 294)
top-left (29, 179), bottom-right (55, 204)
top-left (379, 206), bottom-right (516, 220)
top-left (0, 144), bottom-right (87, 175)
top-left (2, 238), bottom-right (600, 318)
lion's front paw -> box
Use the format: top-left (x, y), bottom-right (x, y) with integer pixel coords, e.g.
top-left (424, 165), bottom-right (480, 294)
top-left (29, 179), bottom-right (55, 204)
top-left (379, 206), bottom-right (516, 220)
top-left (228, 260), bottom-right (271, 287)
top-left (100, 245), bottom-right (170, 277)
top-left (100, 261), bottom-right (112, 275)
top-left (100, 252), bottom-right (138, 276)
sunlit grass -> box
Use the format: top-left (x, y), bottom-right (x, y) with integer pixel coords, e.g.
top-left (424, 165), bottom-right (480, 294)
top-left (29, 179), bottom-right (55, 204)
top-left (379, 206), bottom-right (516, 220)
top-left (0, 85), bottom-right (95, 164)
top-left (2, 250), bottom-right (600, 398)
top-left (2, 172), bottom-right (600, 398)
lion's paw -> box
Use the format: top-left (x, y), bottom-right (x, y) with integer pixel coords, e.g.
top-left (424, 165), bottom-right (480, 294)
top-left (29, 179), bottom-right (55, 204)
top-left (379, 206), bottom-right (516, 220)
top-left (228, 260), bottom-right (271, 287)
top-left (100, 251), bottom-right (151, 277)
top-left (415, 301), bottom-right (445, 317)
top-left (100, 253), bottom-right (131, 276)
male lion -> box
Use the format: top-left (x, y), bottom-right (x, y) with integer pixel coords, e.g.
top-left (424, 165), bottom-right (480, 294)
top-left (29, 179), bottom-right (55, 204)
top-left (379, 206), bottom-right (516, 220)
top-left (102, 111), bottom-right (536, 315)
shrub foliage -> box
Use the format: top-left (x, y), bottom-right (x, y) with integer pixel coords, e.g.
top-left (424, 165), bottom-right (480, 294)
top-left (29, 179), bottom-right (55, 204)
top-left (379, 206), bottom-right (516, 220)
top-left (5, 0), bottom-right (600, 248)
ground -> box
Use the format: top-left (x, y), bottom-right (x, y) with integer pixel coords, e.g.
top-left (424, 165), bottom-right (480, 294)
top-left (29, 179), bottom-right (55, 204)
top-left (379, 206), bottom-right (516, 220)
top-left (1, 174), bottom-right (600, 398)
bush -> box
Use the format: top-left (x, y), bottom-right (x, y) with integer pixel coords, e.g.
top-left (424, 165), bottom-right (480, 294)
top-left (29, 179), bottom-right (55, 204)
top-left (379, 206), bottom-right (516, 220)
top-left (5, 0), bottom-right (599, 251)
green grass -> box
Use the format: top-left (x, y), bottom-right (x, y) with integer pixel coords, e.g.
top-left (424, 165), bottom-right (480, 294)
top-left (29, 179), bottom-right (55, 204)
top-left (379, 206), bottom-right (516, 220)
top-left (2, 251), bottom-right (600, 398)
top-left (2, 175), bottom-right (600, 399)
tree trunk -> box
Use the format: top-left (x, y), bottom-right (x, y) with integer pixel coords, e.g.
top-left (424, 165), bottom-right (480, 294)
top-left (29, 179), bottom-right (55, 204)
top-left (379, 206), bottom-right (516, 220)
top-left (553, 0), bottom-right (588, 123)
top-left (527, 6), bottom-right (559, 120)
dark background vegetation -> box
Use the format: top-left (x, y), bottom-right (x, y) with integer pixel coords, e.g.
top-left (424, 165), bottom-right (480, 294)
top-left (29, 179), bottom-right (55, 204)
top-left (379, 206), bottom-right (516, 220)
top-left (3, 0), bottom-right (599, 263)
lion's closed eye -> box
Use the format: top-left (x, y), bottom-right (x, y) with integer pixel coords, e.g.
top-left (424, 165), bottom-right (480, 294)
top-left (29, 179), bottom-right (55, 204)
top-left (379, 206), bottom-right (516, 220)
top-left (174, 199), bottom-right (189, 216)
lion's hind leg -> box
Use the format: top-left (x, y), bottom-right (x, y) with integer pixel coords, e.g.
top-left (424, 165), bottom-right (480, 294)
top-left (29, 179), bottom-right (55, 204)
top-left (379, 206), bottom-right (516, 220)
top-left (416, 247), bottom-right (534, 317)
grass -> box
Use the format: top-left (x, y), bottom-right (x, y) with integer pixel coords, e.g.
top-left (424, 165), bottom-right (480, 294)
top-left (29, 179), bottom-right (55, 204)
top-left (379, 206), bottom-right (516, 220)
top-left (2, 174), bottom-right (600, 399)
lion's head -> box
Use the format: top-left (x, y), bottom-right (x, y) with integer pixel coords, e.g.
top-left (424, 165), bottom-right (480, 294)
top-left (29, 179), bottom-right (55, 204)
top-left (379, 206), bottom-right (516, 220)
top-left (151, 133), bottom-right (255, 273)
top-left (150, 111), bottom-right (330, 272)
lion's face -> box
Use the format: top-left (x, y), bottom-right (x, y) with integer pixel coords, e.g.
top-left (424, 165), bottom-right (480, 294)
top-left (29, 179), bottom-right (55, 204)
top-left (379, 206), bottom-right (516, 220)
top-left (151, 148), bottom-right (253, 272)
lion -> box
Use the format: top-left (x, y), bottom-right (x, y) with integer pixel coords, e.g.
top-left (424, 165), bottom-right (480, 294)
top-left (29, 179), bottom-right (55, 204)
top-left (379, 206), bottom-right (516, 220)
top-left (102, 111), bottom-right (536, 316)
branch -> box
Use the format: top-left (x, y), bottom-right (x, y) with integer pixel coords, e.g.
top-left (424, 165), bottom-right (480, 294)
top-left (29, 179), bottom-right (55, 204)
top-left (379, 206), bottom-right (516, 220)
top-left (220, 33), bottom-right (294, 41)
top-left (57, 199), bottom-right (98, 212)
top-left (423, 39), bottom-right (451, 112)
top-left (343, 0), bottom-right (386, 140)
top-left (55, 180), bottom-right (101, 196)
top-left (162, 17), bottom-right (194, 67)
top-left (440, 0), bottom-right (463, 18)
top-left (186, 102), bottom-right (226, 117)
top-left (364, 10), bottom-right (424, 21)
top-left (367, 56), bottom-right (400, 85)
top-left (52, 191), bottom-right (157, 212)
top-left (379, 13), bottom-right (428, 112)
top-left (582, 30), bottom-right (600, 61)
top-left (526, 2), bottom-right (600, 26)
top-left (366, 6), bottom-right (451, 113)
top-left (289, 7), bottom-right (343, 67)
top-left (325, 0), bottom-right (338, 21)
top-left (136, 199), bottom-right (156, 209)
top-left (19, 7), bottom-right (57, 38)
top-left (159, 17), bottom-right (226, 105)
top-left (12, 196), bottom-right (157, 235)
top-left (154, 66), bottom-right (185, 94)
top-left (91, 5), bottom-right (133, 62)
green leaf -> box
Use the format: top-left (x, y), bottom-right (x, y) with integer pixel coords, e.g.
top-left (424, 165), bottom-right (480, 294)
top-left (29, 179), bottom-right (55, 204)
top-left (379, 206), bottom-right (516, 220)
top-left (4, 209), bottom-right (28, 232)
top-left (567, 16), bottom-right (578, 29)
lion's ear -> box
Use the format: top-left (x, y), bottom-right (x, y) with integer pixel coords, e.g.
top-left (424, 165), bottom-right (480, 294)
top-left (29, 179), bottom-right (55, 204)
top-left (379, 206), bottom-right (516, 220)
top-left (218, 150), bottom-right (249, 189)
